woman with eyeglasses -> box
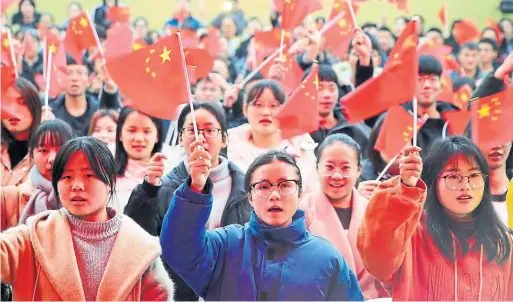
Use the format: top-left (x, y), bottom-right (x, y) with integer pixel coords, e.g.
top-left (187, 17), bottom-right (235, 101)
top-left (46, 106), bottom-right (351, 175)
top-left (299, 134), bottom-right (388, 299)
top-left (124, 102), bottom-right (251, 301)
top-left (227, 79), bottom-right (318, 194)
top-left (357, 137), bottom-right (513, 300)
top-left (159, 147), bottom-right (364, 300)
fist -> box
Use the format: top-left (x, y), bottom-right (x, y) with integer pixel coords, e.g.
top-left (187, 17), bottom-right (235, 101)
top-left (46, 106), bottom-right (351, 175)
top-left (357, 180), bottom-right (381, 199)
top-left (187, 140), bottom-right (212, 192)
top-left (352, 28), bottom-right (372, 66)
top-left (223, 84), bottom-right (241, 108)
top-left (399, 146), bottom-right (423, 187)
top-left (268, 59), bottom-right (285, 82)
top-left (146, 153), bottom-right (168, 186)
top-left (495, 52), bottom-right (513, 79)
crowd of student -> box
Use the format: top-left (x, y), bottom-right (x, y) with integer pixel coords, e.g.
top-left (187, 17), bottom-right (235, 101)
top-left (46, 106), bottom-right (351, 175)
top-left (1, 0), bottom-right (513, 300)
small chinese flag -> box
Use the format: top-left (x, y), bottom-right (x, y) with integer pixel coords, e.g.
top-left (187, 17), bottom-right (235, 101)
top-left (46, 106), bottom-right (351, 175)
top-left (166, 27), bottom-right (199, 48)
top-left (280, 0), bottom-right (323, 31)
top-left (375, 105), bottom-right (426, 159)
top-left (253, 29), bottom-right (289, 64)
top-left (107, 5), bottom-right (131, 24)
top-left (453, 20), bottom-right (480, 44)
top-left (276, 64), bottom-right (319, 139)
top-left (322, 0), bottom-right (358, 57)
top-left (1, 65), bottom-right (18, 119)
top-left (36, 44), bottom-right (68, 98)
top-left (471, 87), bottom-right (513, 150)
top-left (22, 31), bottom-right (38, 56)
top-left (184, 47), bottom-right (214, 83)
top-left (486, 18), bottom-right (504, 46)
top-left (444, 55), bottom-right (460, 72)
top-left (442, 109), bottom-right (471, 136)
top-left (106, 33), bottom-right (190, 120)
top-left (1, 32), bottom-right (15, 66)
top-left (439, 74), bottom-right (453, 102)
top-left (438, 3), bottom-right (447, 26)
top-left (342, 21), bottom-right (418, 123)
top-left (105, 23), bottom-right (134, 60)
top-left (205, 27), bottom-right (221, 59)
top-left (259, 50), bottom-right (303, 95)
top-left (451, 85), bottom-right (473, 109)
top-left (133, 38), bottom-right (148, 51)
top-left (39, 26), bottom-right (61, 58)
top-left (64, 12), bottom-right (99, 64)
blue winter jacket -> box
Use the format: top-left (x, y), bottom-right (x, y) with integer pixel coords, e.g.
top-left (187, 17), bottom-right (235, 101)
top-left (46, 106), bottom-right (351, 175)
top-left (160, 178), bottom-right (364, 301)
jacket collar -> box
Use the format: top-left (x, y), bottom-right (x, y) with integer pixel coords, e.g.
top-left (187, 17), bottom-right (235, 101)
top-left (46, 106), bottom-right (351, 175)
top-left (248, 210), bottom-right (308, 246)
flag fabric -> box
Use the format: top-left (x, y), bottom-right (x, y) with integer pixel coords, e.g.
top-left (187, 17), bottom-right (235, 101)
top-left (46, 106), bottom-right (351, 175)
top-left (205, 27), bottom-right (221, 59)
top-left (388, 0), bottom-right (409, 13)
top-left (105, 24), bottom-right (134, 60)
top-left (133, 38), bottom-right (148, 51)
top-left (64, 12), bottom-right (99, 64)
top-left (453, 20), bottom-right (480, 44)
top-left (36, 44), bottom-right (68, 99)
top-left (471, 87), bottom-right (513, 150)
top-left (444, 55), bottom-right (460, 71)
top-left (106, 33), bottom-right (190, 120)
top-left (22, 31), bottom-right (38, 56)
top-left (322, 0), bottom-right (357, 57)
top-left (1, 65), bottom-right (18, 119)
top-left (183, 47), bottom-right (214, 84)
top-left (438, 74), bottom-right (453, 102)
top-left (437, 3), bottom-right (447, 26)
top-left (39, 26), bottom-right (61, 56)
top-left (375, 105), bottom-right (426, 159)
top-left (107, 5), bottom-right (131, 24)
top-left (253, 29), bottom-right (289, 64)
top-left (443, 109), bottom-right (471, 136)
top-left (417, 39), bottom-right (452, 61)
top-left (451, 85), bottom-right (473, 109)
top-left (486, 18), bottom-right (504, 46)
top-left (276, 64), bottom-right (319, 139)
top-left (280, 0), bottom-right (323, 31)
top-left (341, 21), bottom-right (418, 123)
top-left (1, 32), bottom-right (13, 66)
top-left (166, 27), bottom-right (199, 48)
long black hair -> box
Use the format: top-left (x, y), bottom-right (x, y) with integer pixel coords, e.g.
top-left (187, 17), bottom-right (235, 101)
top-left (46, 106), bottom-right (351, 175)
top-left (29, 120), bottom-right (75, 159)
top-left (52, 137), bottom-right (117, 203)
top-left (422, 136), bottom-right (512, 264)
top-left (114, 107), bottom-right (164, 176)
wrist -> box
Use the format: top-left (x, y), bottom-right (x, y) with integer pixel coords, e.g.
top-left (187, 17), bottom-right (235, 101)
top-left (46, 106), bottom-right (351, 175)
top-left (359, 56), bottom-right (371, 66)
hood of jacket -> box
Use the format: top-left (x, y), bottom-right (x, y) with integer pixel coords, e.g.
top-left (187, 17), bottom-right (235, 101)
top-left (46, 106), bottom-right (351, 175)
top-left (26, 209), bottom-right (161, 300)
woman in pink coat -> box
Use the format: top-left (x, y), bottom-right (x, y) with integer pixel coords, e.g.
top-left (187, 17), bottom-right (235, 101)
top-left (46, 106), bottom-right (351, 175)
top-left (300, 134), bottom-right (389, 299)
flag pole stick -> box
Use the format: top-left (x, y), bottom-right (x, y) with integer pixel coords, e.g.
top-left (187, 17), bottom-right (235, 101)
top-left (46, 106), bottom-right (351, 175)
top-left (240, 45), bottom-right (285, 87)
top-left (320, 11), bottom-right (345, 35)
top-left (177, 32), bottom-right (200, 141)
top-left (412, 96), bottom-right (418, 147)
top-left (86, 14), bottom-right (105, 60)
top-left (164, 120), bottom-right (177, 147)
top-left (6, 29), bottom-right (19, 78)
top-left (44, 50), bottom-right (53, 120)
top-left (346, 0), bottom-right (359, 28)
top-left (42, 37), bottom-right (47, 79)
top-left (376, 153), bottom-right (400, 181)
top-left (279, 29), bottom-right (285, 59)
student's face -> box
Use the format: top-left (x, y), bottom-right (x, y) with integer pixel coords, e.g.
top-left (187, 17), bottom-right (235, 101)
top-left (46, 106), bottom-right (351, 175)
top-left (213, 60), bottom-right (229, 80)
top-left (33, 140), bottom-right (61, 181)
top-left (180, 109), bottom-right (226, 165)
top-left (480, 142), bottom-right (512, 170)
top-left (501, 20), bottom-right (513, 39)
top-left (40, 14), bottom-right (53, 27)
top-left (20, 0), bottom-right (35, 18)
top-left (135, 19), bottom-right (148, 38)
top-left (378, 30), bottom-right (393, 51)
top-left (318, 143), bottom-right (361, 204)
top-left (437, 154), bottom-right (485, 219)
top-left (478, 43), bottom-right (497, 65)
top-left (57, 151), bottom-right (110, 222)
top-left (1, 87), bottom-right (33, 135)
top-left (318, 80), bottom-right (338, 117)
top-left (91, 116), bottom-right (117, 145)
top-left (66, 65), bottom-right (89, 97)
top-left (244, 88), bottom-right (281, 137)
top-left (221, 18), bottom-right (237, 39)
top-left (249, 160), bottom-right (301, 227)
top-left (68, 4), bottom-right (82, 19)
top-left (195, 80), bottom-right (220, 102)
top-left (416, 74), bottom-right (441, 107)
top-left (426, 31), bottom-right (444, 45)
top-left (120, 111), bottom-right (158, 162)
top-left (458, 48), bottom-right (479, 71)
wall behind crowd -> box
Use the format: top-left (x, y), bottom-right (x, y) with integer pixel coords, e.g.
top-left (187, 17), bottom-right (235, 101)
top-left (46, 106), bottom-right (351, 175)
top-left (4, 0), bottom-right (508, 31)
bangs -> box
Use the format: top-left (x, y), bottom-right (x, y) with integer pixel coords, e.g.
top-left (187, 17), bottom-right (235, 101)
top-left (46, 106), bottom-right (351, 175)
top-left (35, 130), bottom-right (64, 148)
top-left (442, 152), bottom-right (481, 173)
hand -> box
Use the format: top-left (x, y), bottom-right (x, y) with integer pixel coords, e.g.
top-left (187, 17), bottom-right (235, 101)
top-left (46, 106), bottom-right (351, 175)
top-left (98, 62), bottom-right (118, 93)
top-left (495, 52), bottom-right (513, 79)
top-left (268, 59), bottom-right (285, 81)
top-left (288, 37), bottom-right (309, 55)
top-left (357, 180), bottom-right (381, 199)
top-left (146, 153), bottom-right (168, 186)
top-left (209, 72), bottom-right (229, 91)
top-left (399, 146), bottom-right (423, 187)
top-left (305, 27), bottom-right (321, 48)
top-left (352, 28), bottom-right (372, 66)
top-left (223, 84), bottom-right (241, 108)
top-left (187, 140), bottom-right (212, 192)
top-left (41, 106), bottom-right (55, 122)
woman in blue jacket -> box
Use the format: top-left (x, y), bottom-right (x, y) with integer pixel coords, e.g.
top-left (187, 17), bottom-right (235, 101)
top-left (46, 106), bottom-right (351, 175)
top-left (160, 140), bottom-right (363, 301)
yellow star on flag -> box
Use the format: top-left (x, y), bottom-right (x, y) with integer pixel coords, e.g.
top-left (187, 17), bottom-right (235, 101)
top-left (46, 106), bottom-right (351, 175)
top-left (478, 104), bottom-right (491, 118)
top-left (80, 17), bottom-right (89, 27)
top-left (313, 76), bottom-right (319, 90)
top-left (338, 19), bottom-right (346, 28)
top-left (402, 35), bottom-right (417, 50)
top-left (2, 38), bottom-right (9, 48)
top-left (159, 47), bottom-right (172, 64)
top-left (48, 43), bottom-right (57, 54)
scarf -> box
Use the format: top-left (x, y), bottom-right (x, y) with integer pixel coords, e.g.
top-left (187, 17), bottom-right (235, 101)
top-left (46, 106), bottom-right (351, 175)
top-left (18, 166), bottom-right (60, 225)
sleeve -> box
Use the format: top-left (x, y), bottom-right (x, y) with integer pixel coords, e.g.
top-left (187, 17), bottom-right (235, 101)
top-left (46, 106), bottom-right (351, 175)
top-left (326, 258), bottom-right (364, 301)
top-left (354, 60), bottom-right (374, 88)
top-left (159, 177), bottom-right (227, 297)
top-left (356, 176), bottom-right (426, 282)
top-left (124, 179), bottom-right (166, 237)
top-left (0, 186), bottom-right (21, 232)
top-left (1, 224), bottom-right (33, 285)
top-left (470, 72), bottom-right (505, 99)
top-left (98, 86), bottom-right (121, 110)
top-left (140, 257), bottom-right (175, 301)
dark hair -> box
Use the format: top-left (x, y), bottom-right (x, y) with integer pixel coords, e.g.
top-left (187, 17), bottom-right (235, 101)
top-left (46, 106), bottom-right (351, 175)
top-left (19, 0), bottom-right (35, 12)
top-left (396, 16), bottom-right (410, 24)
top-left (133, 16), bottom-right (149, 27)
top-left (316, 133), bottom-right (362, 166)
top-left (418, 55), bottom-right (443, 76)
top-left (426, 27), bottom-right (443, 35)
top-left (1, 77), bottom-right (42, 144)
top-left (378, 26), bottom-right (392, 33)
top-left (87, 109), bottom-right (119, 136)
top-left (244, 79), bottom-right (286, 105)
top-left (452, 77), bottom-right (476, 91)
top-left (459, 42), bottom-right (479, 53)
top-left (422, 136), bottom-right (512, 264)
top-left (52, 137), bottom-right (117, 203)
top-left (479, 38), bottom-right (499, 51)
top-left (29, 120), bottom-right (75, 159)
top-left (367, 115), bottom-right (388, 174)
top-left (244, 150), bottom-right (303, 193)
top-left (303, 64), bottom-right (338, 83)
top-left (362, 22), bottom-right (377, 30)
top-left (176, 101), bottom-right (228, 140)
top-left (114, 107), bottom-right (164, 176)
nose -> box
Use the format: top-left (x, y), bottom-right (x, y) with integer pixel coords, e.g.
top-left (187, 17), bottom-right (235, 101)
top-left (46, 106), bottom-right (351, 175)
top-left (134, 131), bottom-right (144, 141)
top-left (47, 150), bottom-right (57, 166)
top-left (331, 170), bottom-right (344, 180)
top-left (321, 89), bottom-right (330, 98)
top-left (72, 178), bottom-right (85, 192)
top-left (269, 188), bottom-right (281, 200)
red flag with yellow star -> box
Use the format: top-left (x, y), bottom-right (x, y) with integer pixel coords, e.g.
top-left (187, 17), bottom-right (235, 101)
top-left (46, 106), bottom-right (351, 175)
top-left (471, 87), bottom-right (513, 149)
top-left (451, 85), bottom-right (473, 109)
top-left (375, 105), bottom-right (426, 159)
top-left (36, 44), bottom-right (68, 98)
top-left (443, 109), bottom-right (471, 136)
top-left (106, 33), bottom-right (190, 120)
top-left (1, 32), bottom-right (14, 66)
top-left (259, 50), bottom-right (303, 95)
top-left (39, 26), bottom-right (61, 56)
top-left (107, 5), bottom-right (131, 24)
top-left (253, 29), bottom-right (289, 64)
top-left (64, 12), bottom-right (99, 64)
top-left (132, 38), bottom-right (148, 51)
top-left (453, 20), bottom-right (480, 44)
top-left (322, 0), bottom-right (358, 57)
top-left (280, 0), bottom-right (323, 31)
top-left (341, 21), bottom-right (418, 123)
top-left (276, 64), bottom-right (319, 139)
top-left (105, 23), bottom-right (134, 60)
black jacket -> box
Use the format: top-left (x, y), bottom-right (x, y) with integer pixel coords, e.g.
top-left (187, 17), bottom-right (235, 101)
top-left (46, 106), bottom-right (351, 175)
top-left (124, 160), bottom-right (252, 301)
